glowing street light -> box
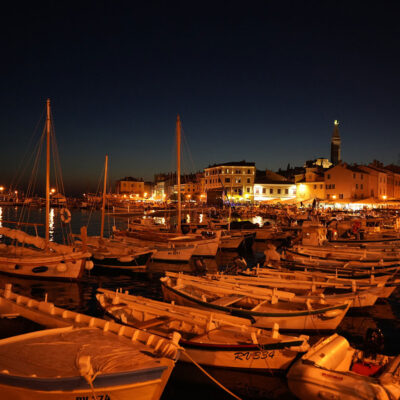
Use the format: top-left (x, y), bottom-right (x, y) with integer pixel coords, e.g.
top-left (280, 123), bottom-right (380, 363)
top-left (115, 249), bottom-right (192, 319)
top-left (332, 195), bottom-right (337, 200)
top-left (382, 195), bottom-right (387, 200)
top-left (51, 188), bottom-right (56, 194)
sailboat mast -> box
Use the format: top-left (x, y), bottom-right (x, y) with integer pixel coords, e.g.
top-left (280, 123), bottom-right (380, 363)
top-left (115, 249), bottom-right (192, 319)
top-left (45, 99), bottom-right (51, 245)
top-left (176, 114), bottom-right (181, 233)
top-left (100, 155), bottom-right (108, 239)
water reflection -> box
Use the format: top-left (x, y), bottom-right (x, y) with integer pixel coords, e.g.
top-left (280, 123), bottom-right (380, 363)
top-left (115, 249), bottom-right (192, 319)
top-left (49, 208), bottom-right (55, 241)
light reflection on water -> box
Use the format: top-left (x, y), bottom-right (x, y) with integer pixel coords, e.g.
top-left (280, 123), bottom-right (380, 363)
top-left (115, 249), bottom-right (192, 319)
top-left (49, 208), bottom-right (55, 241)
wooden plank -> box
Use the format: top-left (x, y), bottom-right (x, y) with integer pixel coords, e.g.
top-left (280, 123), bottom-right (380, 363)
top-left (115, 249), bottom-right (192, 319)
top-left (209, 295), bottom-right (245, 307)
top-left (135, 315), bottom-right (172, 329)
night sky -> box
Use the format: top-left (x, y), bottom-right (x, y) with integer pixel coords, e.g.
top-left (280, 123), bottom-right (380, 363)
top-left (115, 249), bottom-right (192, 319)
top-left (1, 1), bottom-right (400, 194)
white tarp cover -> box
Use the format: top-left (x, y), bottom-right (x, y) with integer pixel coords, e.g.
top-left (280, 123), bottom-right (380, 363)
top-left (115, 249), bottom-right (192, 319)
top-left (0, 227), bottom-right (73, 254)
top-left (0, 328), bottom-right (160, 377)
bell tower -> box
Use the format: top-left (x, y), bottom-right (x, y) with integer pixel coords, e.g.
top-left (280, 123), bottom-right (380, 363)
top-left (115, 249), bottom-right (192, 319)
top-left (331, 120), bottom-right (341, 165)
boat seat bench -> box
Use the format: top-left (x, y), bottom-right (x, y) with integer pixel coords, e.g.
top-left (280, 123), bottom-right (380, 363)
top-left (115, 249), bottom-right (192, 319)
top-left (209, 295), bottom-right (245, 307)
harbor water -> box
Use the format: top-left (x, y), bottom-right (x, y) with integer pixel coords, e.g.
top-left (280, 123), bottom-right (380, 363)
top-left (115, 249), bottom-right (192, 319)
top-left (0, 206), bottom-right (399, 399)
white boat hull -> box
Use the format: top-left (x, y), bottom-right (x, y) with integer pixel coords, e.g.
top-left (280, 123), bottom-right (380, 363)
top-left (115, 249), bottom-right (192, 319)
top-left (0, 252), bottom-right (89, 280)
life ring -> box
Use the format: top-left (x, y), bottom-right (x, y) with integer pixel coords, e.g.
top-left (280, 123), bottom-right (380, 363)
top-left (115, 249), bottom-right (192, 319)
top-left (60, 208), bottom-right (71, 224)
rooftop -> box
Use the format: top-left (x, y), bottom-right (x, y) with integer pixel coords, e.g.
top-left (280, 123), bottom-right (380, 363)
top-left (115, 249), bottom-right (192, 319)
top-left (206, 160), bottom-right (255, 168)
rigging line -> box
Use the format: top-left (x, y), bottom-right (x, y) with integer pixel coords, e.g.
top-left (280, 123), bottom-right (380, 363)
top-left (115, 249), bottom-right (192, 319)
top-left (180, 125), bottom-right (197, 176)
top-left (50, 115), bottom-right (71, 244)
top-left (12, 123), bottom-right (46, 196)
top-left (86, 165), bottom-right (105, 232)
top-left (18, 132), bottom-right (45, 227)
top-left (9, 108), bottom-right (46, 192)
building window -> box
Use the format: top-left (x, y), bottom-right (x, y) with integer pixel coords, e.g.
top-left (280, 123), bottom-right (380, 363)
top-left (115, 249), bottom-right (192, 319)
top-left (356, 184), bottom-right (358, 189)
top-left (353, 173), bottom-right (356, 179)
top-left (255, 189), bottom-right (259, 194)
top-left (270, 188), bottom-right (273, 194)
top-left (327, 174), bottom-right (331, 179)
top-left (247, 178), bottom-right (251, 183)
top-left (327, 194), bottom-right (330, 199)
top-left (339, 194), bottom-right (343, 199)
top-left (361, 174), bottom-right (363, 180)
top-left (361, 184), bottom-right (363, 189)
top-left (320, 184), bottom-right (323, 189)
top-left (246, 188), bottom-right (250, 193)
top-left (262, 188), bottom-right (266, 194)
top-left (247, 169), bottom-right (251, 174)
top-left (285, 189), bottom-right (289, 194)
top-left (314, 184), bottom-right (317, 189)
top-left (277, 189), bottom-right (281, 194)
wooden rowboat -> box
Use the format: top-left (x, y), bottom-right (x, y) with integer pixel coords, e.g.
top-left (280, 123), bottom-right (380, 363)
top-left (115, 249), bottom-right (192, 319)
top-left (96, 288), bottom-right (310, 372)
top-left (0, 284), bottom-right (180, 400)
top-left (161, 272), bottom-right (351, 332)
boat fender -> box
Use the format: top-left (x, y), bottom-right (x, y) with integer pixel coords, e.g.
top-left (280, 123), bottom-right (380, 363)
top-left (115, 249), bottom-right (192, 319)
top-left (321, 309), bottom-right (342, 319)
top-left (93, 254), bottom-right (105, 260)
top-left (118, 256), bottom-right (133, 263)
top-left (85, 260), bottom-right (94, 270)
top-left (56, 262), bottom-right (67, 272)
top-left (60, 208), bottom-right (71, 224)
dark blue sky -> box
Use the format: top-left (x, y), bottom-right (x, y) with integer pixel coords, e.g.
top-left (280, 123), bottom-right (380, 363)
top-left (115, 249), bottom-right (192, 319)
top-left (1, 1), bottom-right (400, 194)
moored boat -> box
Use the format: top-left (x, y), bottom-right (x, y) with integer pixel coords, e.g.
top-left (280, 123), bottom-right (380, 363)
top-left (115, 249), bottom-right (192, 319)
top-left (161, 272), bottom-right (351, 331)
top-left (96, 288), bottom-right (310, 372)
top-left (287, 333), bottom-right (400, 400)
top-left (0, 284), bottom-right (181, 400)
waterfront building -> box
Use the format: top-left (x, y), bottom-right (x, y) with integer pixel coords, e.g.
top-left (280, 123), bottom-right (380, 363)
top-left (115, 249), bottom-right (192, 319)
top-left (253, 169), bottom-right (296, 202)
top-left (324, 163), bottom-right (369, 201)
top-left (384, 164), bottom-right (400, 199)
top-left (115, 177), bottom-right (144, 196)
top-left (204, 161), bottom-right (256, 204)
top-left (331, 120), bottom-right (341, 166)
top-left (358, 164), bottom-right (388, 200)
top-left (296, 166), bottom-right (326, 202)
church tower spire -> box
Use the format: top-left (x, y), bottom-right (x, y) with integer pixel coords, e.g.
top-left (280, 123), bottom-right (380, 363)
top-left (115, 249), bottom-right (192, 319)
top-left (331, 120), bottom-right (341, 165)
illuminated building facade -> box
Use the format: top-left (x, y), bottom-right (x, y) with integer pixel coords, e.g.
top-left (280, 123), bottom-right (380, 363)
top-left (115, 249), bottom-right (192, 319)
top-left (324, 164), bottom-right (369, 200)
top-left (204, 161), bottom-right (256, 203)
top-left (254, 169), bottom-right (296, 202)
top-left (116, 177), bottom-right (144, 196)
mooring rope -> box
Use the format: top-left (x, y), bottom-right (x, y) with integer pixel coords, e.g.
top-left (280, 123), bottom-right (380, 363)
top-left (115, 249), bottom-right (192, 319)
top-left (181, 348), bottom-right (243, 400)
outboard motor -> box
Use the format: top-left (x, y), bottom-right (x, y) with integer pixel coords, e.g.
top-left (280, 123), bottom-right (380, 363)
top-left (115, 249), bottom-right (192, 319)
top-left (193, 257), bottom-right (207, 276)
top-left (364, 328), bottom-right (384, 359)
top-left (233, 256), bottom-right (247, 272)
